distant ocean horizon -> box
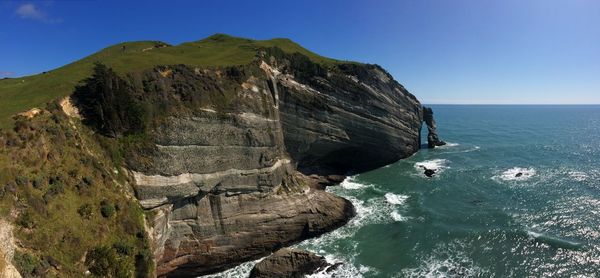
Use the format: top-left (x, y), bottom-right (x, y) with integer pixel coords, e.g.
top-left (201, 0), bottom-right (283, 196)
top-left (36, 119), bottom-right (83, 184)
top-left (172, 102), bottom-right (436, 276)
top-left (423, 104), bottom-right (600, 106)
top-left (206, 105), bottom-right (600, 277)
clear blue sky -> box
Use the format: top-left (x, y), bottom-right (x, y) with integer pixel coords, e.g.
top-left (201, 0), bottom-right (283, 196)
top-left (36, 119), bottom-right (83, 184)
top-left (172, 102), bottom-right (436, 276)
top-left (2, 0), bottom-right (599, 104)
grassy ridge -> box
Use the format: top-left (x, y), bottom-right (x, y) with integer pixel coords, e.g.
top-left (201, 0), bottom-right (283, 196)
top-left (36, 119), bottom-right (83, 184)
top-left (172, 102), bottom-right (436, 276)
top-left (0, 34), bottom-right (341, 129)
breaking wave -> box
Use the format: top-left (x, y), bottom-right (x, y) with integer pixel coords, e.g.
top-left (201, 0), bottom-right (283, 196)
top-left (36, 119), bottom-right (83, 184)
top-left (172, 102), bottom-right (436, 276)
top-left (385, 192), bottom-right (409, 205)
top-left (568, 171), bottom-right (588, 182)
top-left (398, 241), bottom-right (489, 277)
top-left (340, 176), bottom-right (371, 190)
top-left (414, 159), bottom-right (450, 177)
top-left (494, 167), bottom-right (536, 181)
top-left (295, 177), bottom-right (412, 277)
top-left (526, 230), bottom-right (584, 250)
top-left (200, 257), bottom-right (264, 278)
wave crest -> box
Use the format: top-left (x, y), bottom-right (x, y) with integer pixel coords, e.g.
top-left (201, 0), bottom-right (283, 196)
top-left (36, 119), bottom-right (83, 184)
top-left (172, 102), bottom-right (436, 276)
top-left (340, 176), bottom-right (371, 190)
top-left (414, 159), bottom-right (450, 177)
top-left (495, 167), bottom-right (536, 181)
top-left (385, 192), bottom-right (409, 205)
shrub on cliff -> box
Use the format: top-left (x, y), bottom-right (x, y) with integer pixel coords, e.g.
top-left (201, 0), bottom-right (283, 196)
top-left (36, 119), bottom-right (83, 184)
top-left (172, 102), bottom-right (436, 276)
top-left (85, 245), bottom-right (134, 277)
top-left (78, 203), bottom-right (93, 219)
top-left (73, 63), bottom-right (146, 137)
top-left (100, 200), bottom-right (115, 218)
top-left (13, 251), bottom-right (42, 277)
top-left (17, 210), bottom-right (35, 228)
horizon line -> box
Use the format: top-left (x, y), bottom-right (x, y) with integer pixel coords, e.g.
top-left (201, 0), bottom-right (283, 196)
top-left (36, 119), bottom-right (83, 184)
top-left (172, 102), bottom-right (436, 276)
top-left (423, 103), bottom-right (600, 106)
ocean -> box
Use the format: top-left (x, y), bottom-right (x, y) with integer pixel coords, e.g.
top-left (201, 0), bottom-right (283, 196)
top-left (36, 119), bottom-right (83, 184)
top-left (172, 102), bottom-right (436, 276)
top-left (205, 105), bottom-right (600, 277)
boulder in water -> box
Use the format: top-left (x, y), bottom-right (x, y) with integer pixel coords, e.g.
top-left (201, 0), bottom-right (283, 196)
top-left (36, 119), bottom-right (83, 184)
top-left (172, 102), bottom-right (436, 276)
top-left (424, 168), bottom-right (436, 177)
top-left (249, 248), bottom-right (329, 278)
top-left (515, 172), bottom-right (523, 177)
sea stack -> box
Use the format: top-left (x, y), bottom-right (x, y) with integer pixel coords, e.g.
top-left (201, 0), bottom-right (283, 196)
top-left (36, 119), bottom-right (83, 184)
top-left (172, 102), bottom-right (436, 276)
top-left (423, 106), bottom-right (446, 148)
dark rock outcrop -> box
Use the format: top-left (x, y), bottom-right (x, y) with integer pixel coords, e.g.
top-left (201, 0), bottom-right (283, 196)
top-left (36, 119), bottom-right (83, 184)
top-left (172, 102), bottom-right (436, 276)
top-left (154, 191), bottom-right (354, 276)
top-left (307, 174), bottom-right (346, 190)
top-left (249, 248), bottom-right (329, 278)
top-left (424, 168), bottom-right (436, 177)
top-left (423, 106), bottom-right (446, 148)
top-left (270, 58), bottom-right (423, 175)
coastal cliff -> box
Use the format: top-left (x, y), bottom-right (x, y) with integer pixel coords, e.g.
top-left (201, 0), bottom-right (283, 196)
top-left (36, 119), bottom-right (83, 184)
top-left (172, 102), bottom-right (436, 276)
top-left (0, 35), bottom-right (438, 277)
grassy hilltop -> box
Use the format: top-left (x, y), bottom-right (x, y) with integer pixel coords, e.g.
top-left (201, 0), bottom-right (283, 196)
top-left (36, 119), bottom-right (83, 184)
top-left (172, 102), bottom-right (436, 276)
top-left (0, 34), bottom-right (340, 129)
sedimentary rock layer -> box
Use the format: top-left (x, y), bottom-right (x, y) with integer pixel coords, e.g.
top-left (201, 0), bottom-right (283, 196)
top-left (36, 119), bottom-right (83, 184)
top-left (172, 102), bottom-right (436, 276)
top-left (269, 62), bottom-right (423, 174)
top-left (123, 53), bottom-right (424, 276)
top-left (151, 190), bottom-right (353, 276)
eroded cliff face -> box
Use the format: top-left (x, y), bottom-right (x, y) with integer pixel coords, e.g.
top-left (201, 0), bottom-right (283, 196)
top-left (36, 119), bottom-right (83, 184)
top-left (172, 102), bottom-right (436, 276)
top-left (260, 52), bottom-right (423, 174)
top-left (69, 49), bottom-right (425, 277)
top-left (114, 64), bottom-right (354, 277)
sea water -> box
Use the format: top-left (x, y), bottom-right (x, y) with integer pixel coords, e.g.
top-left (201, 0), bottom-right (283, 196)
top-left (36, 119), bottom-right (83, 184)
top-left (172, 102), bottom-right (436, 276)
top-left (205, 105), bottom-right (600, 277)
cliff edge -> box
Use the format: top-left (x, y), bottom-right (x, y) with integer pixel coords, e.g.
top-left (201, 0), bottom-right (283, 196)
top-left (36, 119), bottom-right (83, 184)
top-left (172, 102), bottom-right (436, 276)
top-left (0, 34), bottom-right (441, 277)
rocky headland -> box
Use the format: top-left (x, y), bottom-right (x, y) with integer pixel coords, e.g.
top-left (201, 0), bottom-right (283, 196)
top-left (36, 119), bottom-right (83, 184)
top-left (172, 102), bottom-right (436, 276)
top-left (0, 34), bottom-right (443, 277)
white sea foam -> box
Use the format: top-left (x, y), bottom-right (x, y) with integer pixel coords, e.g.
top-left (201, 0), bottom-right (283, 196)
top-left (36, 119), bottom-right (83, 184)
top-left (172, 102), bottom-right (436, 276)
top-left (202, 178), bottom-right (377, 277)
top-left (305, 254), bottom-right (371, 278)
top-left (438, 142), bottom-right (460, 148)
top-left (297, 193), bottom-right (382, 250)
top-left (298, 176), bottom-right (413, 276)
top-left (444, 145), bottom-right (481, 154)
top-left (340, 176), bottom-right (370, 189)
top-left (390, 211), bottom-right (408, 222)
top-left (385, 192), bottom-right (409, 205)
top-left (399, 256), bottom-right (485, 278)
top-left (398, 241), bottom-right (488, 278)
top-left (494, 167), bottom-right (536, 181)
top-left (415, 159), bottom-right (448, 171)
top-left (414, 159), bottom-right (449, 177)
top-left (568, 171), bottom-right (588, 181)
top-left (346, 195), bottom-right (395, 225)
top-left (526, 230), bottom-right (543, 239)
top-left (200, 257), bottom-right (264, 277)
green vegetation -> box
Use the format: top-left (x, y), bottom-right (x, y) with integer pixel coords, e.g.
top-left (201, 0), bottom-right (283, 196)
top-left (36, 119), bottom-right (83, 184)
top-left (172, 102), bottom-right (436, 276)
top-left (12, 251), bottom-right (42, 277)
top-left (0, 103), bottom-right (153, 277)
top-left (85, 245), bottom-right (134, 277)
top-left (100, 200), bottom-right (115, 218)
top-left (73, 63), bottom-right (146, 137)
top-left (0, 34), bottom-right (345, 129)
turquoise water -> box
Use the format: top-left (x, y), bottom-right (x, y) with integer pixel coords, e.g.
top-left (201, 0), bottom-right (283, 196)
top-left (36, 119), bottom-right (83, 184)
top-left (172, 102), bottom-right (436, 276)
top-left (209, 105), bottom-right (600, 277)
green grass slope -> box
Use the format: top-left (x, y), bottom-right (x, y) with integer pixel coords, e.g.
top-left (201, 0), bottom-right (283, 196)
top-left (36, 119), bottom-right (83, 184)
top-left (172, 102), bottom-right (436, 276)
top-left (0, 34), bottom-right (342, 129)
top-left (0, 103), bottom-right (153, 277)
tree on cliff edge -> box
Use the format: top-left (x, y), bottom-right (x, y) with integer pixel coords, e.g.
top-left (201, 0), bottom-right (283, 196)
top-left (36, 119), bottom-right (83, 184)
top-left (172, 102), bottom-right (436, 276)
top-left (72, 63), bottom-right (145, 137)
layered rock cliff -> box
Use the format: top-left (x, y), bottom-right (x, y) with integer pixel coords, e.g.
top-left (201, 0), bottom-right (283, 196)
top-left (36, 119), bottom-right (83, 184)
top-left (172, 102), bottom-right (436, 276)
top-left (0, 35), bottom-right (438, 277)
top-left (97, 49), bottom-right (423, 276)
top-left (263, 49), bottom-right (423, 174)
